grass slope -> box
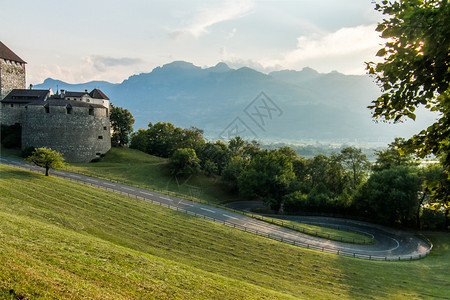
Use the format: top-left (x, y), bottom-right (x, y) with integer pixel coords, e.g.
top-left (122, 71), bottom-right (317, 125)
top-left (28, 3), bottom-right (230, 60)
top-left (66, 147), bottom-right (238, 204)
top-left (1, 164), bottom-right (449, 299)
top-left (65, 147), bottom-right (370, 242)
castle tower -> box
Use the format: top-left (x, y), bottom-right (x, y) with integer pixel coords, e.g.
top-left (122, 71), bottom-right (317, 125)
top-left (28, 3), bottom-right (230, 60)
top-left (0, 41), bottom-right (26, 100)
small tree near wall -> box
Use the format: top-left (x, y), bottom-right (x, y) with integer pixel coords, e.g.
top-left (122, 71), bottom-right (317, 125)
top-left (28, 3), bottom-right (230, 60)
top-left (27, 147), bottom-right (65, 176)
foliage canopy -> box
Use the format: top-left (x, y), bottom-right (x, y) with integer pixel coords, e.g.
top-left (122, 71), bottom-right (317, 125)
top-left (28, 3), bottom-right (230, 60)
top-left (367, 0), bottom-right (449, 166)
top-left (27, 147), bottom-right (65, 176)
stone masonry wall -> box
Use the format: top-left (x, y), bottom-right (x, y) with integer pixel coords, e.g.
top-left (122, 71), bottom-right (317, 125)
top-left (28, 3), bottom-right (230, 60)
top-left (22, 105), bottom-right (111, 163)
top-left (0, 59), bottom-right (26, 100)
top-left (1, 102), bottom-right (25, 125)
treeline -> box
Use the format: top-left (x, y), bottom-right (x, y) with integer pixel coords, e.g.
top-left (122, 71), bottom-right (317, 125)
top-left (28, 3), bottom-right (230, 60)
top-left (128, 122), bottom-right (449, 230)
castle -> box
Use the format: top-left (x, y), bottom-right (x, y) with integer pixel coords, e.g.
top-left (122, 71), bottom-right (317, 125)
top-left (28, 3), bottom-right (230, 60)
top-left (0, 41), bottom-right (111, 163)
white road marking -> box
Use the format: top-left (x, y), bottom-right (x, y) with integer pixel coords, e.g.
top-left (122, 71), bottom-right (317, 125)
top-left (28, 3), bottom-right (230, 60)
top-left (200, 207), bottom-right (215, 213)
top-left (140, 191), bottom-right (153, 196)
top-left (86, 178), bottom-right (98, 182)
top-left (160, 196), bottom-right (172, 201)
top-left (103, 182), bottom-right (115, 186)
top-left (122, 187), bottom-right (134, 191)
top-left (70, 175), bottom-right (81, 178)
top-left (223, 214), bottom-right (239, 220)
top-left (179, 201), bottom-right (194, 207)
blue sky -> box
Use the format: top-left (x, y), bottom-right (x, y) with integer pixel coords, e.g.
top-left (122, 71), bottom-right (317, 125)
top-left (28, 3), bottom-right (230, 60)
top-left (2, 0), bottom-right (384, 84)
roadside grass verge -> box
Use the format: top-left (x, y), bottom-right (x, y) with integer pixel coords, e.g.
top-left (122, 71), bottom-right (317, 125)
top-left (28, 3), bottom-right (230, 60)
top-left (245, 214), bottom-right (374, 244)
top-left (65, 147), bottom-right (372, 243)
top-left (65, 147), bottom-right (238, 204)
top-left (1, 164), bottom-right (449, 299)
top-left (0, 147), bottom-right (377, 244)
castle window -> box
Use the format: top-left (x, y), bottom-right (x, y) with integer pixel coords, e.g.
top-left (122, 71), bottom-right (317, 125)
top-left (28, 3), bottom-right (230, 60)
top-left (98, 136), bottom-right (103, 140)
top-left (10, 104), bottom-right (14, 107)
top-left (103, 126), bottom-right (107, 130)
top-left (89, 107), bottom-right (94, 116)
top-left (66, 106), bottom-right (72, 114)
top-left (45, 106), bottom-right (50, 113)
top-left (96, 153), bottom-right (101, 156)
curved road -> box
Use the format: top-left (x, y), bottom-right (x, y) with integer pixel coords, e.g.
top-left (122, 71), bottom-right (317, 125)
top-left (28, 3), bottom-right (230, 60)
top-left (1, 158), bottom-right (431, 260)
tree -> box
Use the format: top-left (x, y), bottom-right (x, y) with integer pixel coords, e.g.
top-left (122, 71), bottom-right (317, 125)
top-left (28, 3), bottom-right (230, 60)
top-left (325, 154), bottom-right (349, 196)
top-left (339, 147), bottom-right (371, 190)
top-left (418, 163), bottom-right (446, 228)
top-left (306, 155), bottom-right (329, 188)
top-left (367, 0), bottom-right (449, 165)
top-left (367, 0), bottom-right (449, 216)
top-left (228, 137), bottom-right (260, 161)
top-left (27, 147), bottom-right (65, 176)
top-left (222, 156), bottom-right (247, 188)
top-left (354, 166), bottom-right (422, 226)
top-left (129, 128), bottom-right (149, 152)
top-left (238, 150), bottom-right (296, 211)
top-left (168, 148), bottom-right (201, 177)
top-left (144, 122), bottom-right (206, 158)
top-left (197, 141), bottom-right (231, 175)
top-left (110, 106), bottom-right (135, 146)
top-left (373, 138), bottom-right (415, 171)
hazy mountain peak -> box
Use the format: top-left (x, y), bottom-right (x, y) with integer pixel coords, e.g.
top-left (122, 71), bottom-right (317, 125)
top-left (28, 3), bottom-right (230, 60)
top-left (208, 62), bottom-right (232, 73)
top-left (155, 61), bottom-right (201, 72)
top-left (34, 60), bottom-right (434, 144)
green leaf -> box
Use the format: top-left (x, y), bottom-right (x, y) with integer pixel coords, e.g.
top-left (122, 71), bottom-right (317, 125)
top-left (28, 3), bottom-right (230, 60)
top-left (376, 48), bottom-right (387, 57)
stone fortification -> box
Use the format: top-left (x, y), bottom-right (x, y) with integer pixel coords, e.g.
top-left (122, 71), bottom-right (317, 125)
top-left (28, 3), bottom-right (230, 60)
top-left (22, 100), bottom-right (111, 163)
top-left (0, 42), bottom-right (112, 163)
top-left (0, 41), bottom-right (26, 100)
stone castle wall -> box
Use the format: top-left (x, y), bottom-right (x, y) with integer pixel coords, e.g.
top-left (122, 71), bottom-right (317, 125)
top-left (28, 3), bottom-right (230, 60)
top-left (0, 59), bottom-right (26, 100)
top-left (22, 105), bottom-right (111, 163)
top-left (1, 102), bottom-right (26, 125)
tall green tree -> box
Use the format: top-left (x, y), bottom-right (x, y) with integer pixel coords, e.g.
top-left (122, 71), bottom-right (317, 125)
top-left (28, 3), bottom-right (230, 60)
top-left (238, 150), bottom-right (296, 211)
top-left (373, 138), bottom-right (415, 171)
top-left (145, 122), bottom-right (181, 157)
top-left (339, 147), bottom-right (371, 190)
top-left (367, 0), bottom-right (449, 164)
top-left (27, 147), bottom-right (65, 176)
top-left (110, 106), bottom-right (135, 146)
top-left (354, 166), bottom-right (422, 226)
top-left (367, 0), bottom-right (449, 216)
top-left (306, 154), bottom-right (330, 188)
top-left (197, 141), bottom-right (230, 176)
top-left (168, 148), bottom-right (201, 177)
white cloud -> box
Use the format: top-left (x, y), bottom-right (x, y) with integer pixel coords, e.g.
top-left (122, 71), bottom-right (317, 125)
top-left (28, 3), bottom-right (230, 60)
top-left (89, 55), bottom-right (144, 72)
top-left (261, 24), bottom-right (383, 74)
top-left (28, 55), bottom-right (147, 84)
top-left (226, 28), bottom-right (237, 39)
top-left (169, 0), bottom-right (254, 39)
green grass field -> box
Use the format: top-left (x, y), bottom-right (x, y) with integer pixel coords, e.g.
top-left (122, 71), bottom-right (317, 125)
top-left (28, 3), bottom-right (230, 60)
top-left (65, 147), bottom-right (239, 204)
top-left (249, 215), bottom-right (374, 244)
top-left (1, 164), bottom-right (449, 299)
top-left (65, 147), bottom-right (371, 243)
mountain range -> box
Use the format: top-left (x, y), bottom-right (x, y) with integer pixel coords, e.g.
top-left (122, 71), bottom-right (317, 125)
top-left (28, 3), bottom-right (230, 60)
top-left (35, 61), bottom-right (436, 145)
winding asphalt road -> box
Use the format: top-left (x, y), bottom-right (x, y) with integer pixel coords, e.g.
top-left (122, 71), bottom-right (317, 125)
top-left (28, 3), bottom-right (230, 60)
top-left (1, 157), bottom-right (432, 260)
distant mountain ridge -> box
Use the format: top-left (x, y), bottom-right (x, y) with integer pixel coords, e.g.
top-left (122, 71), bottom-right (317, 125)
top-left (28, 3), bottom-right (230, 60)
top-left (35, 61), bottom-right (436, 144)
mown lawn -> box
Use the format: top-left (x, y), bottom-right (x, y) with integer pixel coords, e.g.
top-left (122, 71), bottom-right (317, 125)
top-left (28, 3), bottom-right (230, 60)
top-left (0, 164), bottom-right (449, 299)
top-left (65, 147), bottom-right (239, 204)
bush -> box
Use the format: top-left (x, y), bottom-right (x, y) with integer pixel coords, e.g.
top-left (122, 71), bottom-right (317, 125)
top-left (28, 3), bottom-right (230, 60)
top-left (283, 191), bottom-right (307, 213)
top-left (421, 209), bottom-right (447, 230)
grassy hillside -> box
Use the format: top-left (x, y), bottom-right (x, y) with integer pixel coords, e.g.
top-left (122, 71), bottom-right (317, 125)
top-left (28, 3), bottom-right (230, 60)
top-left (1, 164), bottom-right (449, 299)
top-left (66, 147), bottom-right (238, 204)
